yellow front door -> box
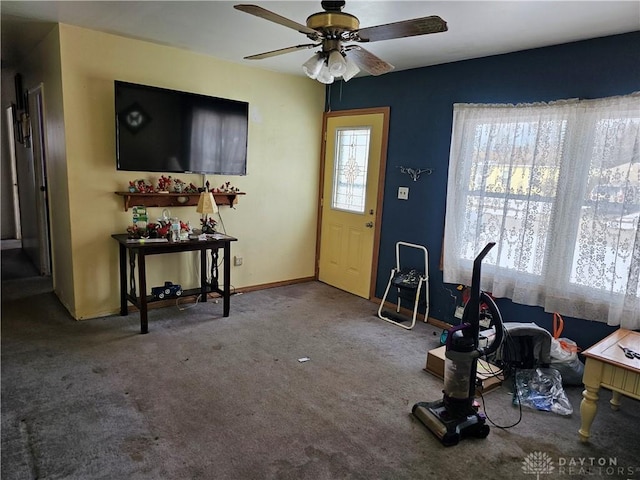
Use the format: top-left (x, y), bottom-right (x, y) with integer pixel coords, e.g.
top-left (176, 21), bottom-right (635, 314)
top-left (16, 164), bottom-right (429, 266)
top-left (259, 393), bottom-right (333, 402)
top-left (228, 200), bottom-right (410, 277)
top-left (318, 108), bottom-right (389, 298)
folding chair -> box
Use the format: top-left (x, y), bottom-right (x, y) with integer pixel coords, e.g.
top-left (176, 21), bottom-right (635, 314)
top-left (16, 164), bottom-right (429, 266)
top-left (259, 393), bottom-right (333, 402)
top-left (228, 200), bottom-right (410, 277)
top-left (377, 242), bottom-right (429, 330)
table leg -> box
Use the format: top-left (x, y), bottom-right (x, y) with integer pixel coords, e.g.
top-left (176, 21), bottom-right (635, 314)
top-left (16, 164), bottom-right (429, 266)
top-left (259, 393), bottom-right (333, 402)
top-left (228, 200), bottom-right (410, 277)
top-left (119, 244), bottom-right (127, 316)
top-left (223, 242), bottom-right (230, 317)
top-left (137, 253), bottom-right (148, 334)
top-left (211, 248), bottom-right (219, 290)
top-left (579, 385), bottom-right (600, 442)
top-left (610, 390), bottom-right (621, 411)
top-left (200, 248), bottom-right (207, 303)
top-left (129, 250), bottom-right (137, 298)
top-left (579, 357), bottom-right (603, 443)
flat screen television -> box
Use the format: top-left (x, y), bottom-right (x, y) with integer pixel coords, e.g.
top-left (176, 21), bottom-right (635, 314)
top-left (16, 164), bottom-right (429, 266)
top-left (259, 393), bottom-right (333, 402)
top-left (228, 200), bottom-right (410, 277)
top-left (115, 81), bottom-right (248, 175)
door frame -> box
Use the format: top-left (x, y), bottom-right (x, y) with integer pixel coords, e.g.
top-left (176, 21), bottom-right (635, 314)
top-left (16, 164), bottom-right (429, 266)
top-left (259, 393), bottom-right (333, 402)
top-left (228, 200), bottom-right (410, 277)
top-left (315, 107), bottom-right (390, 299)
top-left (28, 83), bottom-right (52, 276)
top-left (5, 105), bottom-right (22, 240)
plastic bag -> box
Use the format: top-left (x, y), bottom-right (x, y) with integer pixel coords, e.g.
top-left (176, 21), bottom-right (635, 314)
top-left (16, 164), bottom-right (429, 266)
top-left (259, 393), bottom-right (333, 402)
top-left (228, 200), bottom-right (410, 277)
top-left (550, 336), bottom-right (578, 363)
top-left (551, 355), bottom-right (584, 386)
top-left (513, 367), bottom-right (573, 416)
top-left (549, 313), bottom-right (585, 386)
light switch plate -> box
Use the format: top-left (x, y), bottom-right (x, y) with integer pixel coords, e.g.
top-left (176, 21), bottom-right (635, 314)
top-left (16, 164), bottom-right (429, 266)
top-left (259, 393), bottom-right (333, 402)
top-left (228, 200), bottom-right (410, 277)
top-left (398, 186), bottom-right (409, 200)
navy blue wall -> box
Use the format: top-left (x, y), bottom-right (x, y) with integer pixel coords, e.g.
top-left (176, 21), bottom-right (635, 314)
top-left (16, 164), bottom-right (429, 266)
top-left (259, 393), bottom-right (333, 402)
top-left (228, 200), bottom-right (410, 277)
top-left (327, 32), bottom-right (640, 349)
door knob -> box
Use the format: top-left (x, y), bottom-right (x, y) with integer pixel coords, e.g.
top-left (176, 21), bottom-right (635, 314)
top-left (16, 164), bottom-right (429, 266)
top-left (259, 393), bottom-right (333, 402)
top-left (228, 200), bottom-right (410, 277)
top-left (365, 222), bottom-right (374, 228)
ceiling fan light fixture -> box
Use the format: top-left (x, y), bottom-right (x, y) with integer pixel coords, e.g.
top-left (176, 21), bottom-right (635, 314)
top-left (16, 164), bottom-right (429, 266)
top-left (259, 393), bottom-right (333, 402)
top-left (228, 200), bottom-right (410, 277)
top-left (316, 64), bottom-right (335, 84)
top-left (342, 56), bottom-right (360, 81)
top-left (302, 53), bottom-right (324, 79)
top-left (236, 1), bottom-right (447, 82)
top-left (327, 50), bottom-right (347, 77)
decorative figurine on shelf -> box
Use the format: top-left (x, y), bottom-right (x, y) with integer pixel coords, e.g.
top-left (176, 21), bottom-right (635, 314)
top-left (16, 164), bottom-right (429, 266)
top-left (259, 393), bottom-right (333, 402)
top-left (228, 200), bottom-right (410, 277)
top-left (157, 175), bottom-right (172, 193)
top-left (213, 181), bottom-right (241, 193)
top-left (184, 183), bottom-right (199, 194)
top-left (173, 178), bottom-right (185, 193)
top-left (130, 179), bottom-right (153, 193)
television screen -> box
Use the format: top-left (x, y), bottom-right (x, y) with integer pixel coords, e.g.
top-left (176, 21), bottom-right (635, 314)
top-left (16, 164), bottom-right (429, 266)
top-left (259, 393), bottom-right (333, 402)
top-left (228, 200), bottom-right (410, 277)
top-left (115, 81), bottom-right (248, 175)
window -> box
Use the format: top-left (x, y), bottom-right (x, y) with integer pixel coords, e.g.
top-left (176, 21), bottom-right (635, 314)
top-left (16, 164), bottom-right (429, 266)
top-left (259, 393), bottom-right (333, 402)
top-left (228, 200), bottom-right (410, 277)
top-left (332, 127), bottom-right (371, 213)
top-left (443, 93), bottom-right (640, 329)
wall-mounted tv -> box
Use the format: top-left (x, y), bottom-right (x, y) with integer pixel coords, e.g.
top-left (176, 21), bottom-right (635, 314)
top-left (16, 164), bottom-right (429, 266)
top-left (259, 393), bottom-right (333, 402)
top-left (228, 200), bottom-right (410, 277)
top-left (115, 81), bottom-right (248, 175)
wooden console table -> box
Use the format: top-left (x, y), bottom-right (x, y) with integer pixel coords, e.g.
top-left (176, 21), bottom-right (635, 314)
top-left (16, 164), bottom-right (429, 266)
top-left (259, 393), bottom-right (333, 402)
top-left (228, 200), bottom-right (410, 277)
top-left (579, 328), bottom-right (640, 442)
top-left (112, 233), bottom-right (237, 333)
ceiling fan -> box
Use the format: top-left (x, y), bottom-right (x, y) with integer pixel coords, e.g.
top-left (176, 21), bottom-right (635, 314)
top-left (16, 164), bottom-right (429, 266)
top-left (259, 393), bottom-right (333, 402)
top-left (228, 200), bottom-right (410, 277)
top-left (234, 1), bottom-right (448, 84)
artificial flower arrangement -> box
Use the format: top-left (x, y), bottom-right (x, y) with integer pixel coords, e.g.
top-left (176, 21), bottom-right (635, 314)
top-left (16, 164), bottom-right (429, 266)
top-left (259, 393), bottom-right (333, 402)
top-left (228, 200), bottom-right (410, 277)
top-left (200, 217), bottom-right (217, 234)
top-left (157, 175), bottom-right (173, 192)
top-left (127, 224), bottom-right (147, 239)
top-left (129, 179), bottom-right (154, 193)
top-left (146, 222), bottom-right (171, 239)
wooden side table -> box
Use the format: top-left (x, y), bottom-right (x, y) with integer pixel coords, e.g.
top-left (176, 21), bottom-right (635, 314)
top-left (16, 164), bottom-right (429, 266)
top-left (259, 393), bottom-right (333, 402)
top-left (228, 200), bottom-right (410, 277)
top-left (112, 233), bottom-right (237, 333)
top-left (579, 328), bottom-right (640, 442)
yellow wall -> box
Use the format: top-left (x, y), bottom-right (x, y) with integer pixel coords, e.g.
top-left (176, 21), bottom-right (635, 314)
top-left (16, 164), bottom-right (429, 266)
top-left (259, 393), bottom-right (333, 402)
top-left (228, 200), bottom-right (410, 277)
top-left (57, 24), bottom-right (325, 319)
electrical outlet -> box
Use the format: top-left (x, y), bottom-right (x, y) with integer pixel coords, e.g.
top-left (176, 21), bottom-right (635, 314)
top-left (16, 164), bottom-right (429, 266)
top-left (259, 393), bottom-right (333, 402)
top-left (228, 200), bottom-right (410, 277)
top-left (234, 256), bottom-right (243, 266)
top-left (398, 186), bottom-right (409, 200)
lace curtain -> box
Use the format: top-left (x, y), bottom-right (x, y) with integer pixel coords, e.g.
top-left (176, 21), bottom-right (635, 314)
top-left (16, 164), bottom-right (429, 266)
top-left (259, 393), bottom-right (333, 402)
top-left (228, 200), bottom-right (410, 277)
top-left (443, 92), bottom-right (640, 329)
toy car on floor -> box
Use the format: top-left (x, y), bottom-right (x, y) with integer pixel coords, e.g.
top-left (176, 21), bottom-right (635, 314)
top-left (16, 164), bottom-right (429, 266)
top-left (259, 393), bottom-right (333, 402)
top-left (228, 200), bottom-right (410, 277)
top-left (152, 281), bottom-right (182, 299)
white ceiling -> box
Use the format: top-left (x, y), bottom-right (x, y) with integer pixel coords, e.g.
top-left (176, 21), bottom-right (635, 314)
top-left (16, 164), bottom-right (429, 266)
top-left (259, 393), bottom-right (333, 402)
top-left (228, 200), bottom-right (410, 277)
top-left (2, 1), bottom-right (639, 76)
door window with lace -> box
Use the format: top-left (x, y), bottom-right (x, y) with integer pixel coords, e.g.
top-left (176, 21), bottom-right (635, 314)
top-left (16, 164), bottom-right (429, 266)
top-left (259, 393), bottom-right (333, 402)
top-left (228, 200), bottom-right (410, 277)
top-left (332, 127), bottom-right (371, 214)
top-left (443, 93), bottom-right (640, 329)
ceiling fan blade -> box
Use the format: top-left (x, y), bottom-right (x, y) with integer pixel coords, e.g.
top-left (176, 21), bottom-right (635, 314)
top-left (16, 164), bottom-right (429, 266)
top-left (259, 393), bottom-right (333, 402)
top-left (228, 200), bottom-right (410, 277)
top-left (356, 16), bottom-right (447, 43)
top-left (244, 44), bottom-right (319, 60)
top-left (234, 4), bottom-right (321, 37)
top-left (345, 46), bottom-right (394, 76)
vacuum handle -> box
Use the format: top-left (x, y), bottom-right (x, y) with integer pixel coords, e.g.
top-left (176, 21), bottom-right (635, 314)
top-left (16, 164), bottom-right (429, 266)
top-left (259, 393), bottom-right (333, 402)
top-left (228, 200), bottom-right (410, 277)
top-left (463, 242), bottom-right (496, 329)
top-left (477, 291), bottom-right (504, 357)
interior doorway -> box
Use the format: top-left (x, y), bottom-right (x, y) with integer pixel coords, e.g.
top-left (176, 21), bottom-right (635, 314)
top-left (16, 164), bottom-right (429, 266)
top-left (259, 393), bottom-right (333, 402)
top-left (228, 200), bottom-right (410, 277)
top-left (24, 84), bottom-right (51, 276)
top-left (317, 107), bottom-right (389, 299)
top-left (4, 105), bottom-right (22, 245)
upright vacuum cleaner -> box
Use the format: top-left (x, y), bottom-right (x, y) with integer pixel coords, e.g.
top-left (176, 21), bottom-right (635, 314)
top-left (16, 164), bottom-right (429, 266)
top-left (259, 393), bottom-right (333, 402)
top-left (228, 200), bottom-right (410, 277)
top-left (412, 242), bottom-right (504, 446)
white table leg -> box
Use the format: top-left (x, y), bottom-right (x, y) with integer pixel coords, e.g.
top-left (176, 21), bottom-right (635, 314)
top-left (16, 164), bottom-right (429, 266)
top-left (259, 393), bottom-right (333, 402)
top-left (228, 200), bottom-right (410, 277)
top-left (610, 390), bottom-right (621, 411)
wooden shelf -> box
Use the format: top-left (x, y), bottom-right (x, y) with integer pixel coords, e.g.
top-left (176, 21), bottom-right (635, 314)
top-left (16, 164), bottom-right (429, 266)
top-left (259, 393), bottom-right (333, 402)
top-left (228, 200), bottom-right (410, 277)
top-left (115, 192), bottom-right (245, 211)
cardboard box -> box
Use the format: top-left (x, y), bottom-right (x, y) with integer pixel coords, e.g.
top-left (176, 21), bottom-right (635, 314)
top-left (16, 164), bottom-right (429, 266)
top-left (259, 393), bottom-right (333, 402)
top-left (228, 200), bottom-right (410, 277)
top-left (425, 345), bottom-right (447, 379)
top-left (425, 345), bottom-right (502, 394)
